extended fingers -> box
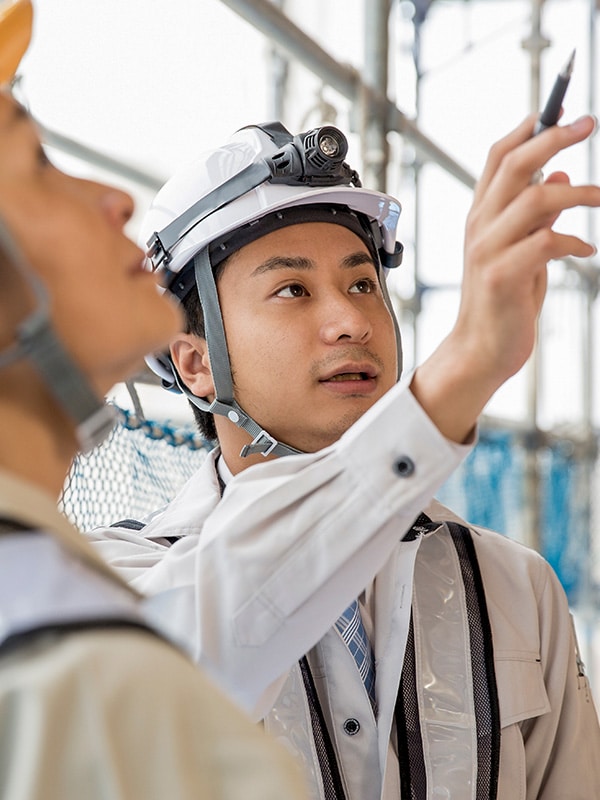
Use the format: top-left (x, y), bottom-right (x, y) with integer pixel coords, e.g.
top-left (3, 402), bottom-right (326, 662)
top-left (468, 181), bottom-right (600, 263)
top-left (522, 227), bottom-right (596, 262)
top-left (513, 180), bottom-right (599, 235)
top-left (469, 212), bottom-right (596, 282)
top-left (473, 115), bottom-right (597, 219)
top-left (473, 114), bottom-right (536, 204)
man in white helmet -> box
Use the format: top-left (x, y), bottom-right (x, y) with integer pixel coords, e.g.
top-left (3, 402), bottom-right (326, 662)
top-left (92, 117), bottom-right (600, 798)
top-left (0, 6), bottom-right (309, 797)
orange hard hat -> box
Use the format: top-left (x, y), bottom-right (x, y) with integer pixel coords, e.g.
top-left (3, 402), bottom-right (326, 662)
top-left (0, 0), bottom-right (32, 85)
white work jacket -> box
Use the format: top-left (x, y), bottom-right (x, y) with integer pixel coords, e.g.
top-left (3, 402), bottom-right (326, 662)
top-left (89, 378), bottom-right (600, 798)
top-left (90, 378), bottom-right (471, 716)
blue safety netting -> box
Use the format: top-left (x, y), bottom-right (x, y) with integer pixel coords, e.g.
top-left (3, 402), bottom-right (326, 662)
top-left (61, 407), bottom-right (598, 605)
top-left (60, 406), bottom-right (209, 532)
top-left (437, 427), bottom-right (597, 605)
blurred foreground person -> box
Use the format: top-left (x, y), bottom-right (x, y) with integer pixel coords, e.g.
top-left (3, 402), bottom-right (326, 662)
top-left (0, 3), bottom-right (307, 798)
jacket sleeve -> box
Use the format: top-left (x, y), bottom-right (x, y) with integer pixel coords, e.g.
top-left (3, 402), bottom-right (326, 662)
top-left (522, 564), bottom-right (600, 798)
top-left (90, 378), bottom-right (473, 718)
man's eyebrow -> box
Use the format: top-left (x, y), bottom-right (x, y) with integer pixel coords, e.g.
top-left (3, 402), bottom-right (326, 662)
top-left (251, 250), bottom-right (375, 277)
top-left (251, 256), bottom-right (314, 276)
top-left (341, 251), bottom-right (376, 269)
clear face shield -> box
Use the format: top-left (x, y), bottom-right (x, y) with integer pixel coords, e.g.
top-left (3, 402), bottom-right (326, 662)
top-left (0, 216), bottom-right (116, 453)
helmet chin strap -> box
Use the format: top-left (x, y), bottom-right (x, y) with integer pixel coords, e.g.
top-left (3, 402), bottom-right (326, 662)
top-left (16, 306), bottom-right (118, 454)
top-left (191, 248), bottom-right (301, 458)
top-left (0, 220), bottom-right (116, 454)
top-left (188, 232), bottom-right (403, 459)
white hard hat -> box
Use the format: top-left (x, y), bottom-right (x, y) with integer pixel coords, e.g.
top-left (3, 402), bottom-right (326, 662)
top-left (141, 122), bottom-right (404, 459)
top-left (141, 122), bottom-right (403, 281)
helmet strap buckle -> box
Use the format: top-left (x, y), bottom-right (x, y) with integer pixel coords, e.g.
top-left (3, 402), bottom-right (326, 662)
top-left (239, 429), bottom-right (279, 459)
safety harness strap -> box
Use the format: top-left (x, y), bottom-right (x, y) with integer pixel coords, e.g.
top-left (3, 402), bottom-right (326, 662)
top-left (0, 618), bottom-right (160, 658)
top-left (299, 655), bottom-right (347, 800)
top-left (447, 521), bottom-right (501, 800)
top-left (284, 515), bottom-right (500, 800)
top-left (395, 520), bottom-right (500, 799)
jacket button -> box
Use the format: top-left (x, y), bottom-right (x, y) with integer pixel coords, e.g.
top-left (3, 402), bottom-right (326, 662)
top-left (393, 456), bottom-right (415, 477)
top-left (343, 718), bottom-right (360, 736)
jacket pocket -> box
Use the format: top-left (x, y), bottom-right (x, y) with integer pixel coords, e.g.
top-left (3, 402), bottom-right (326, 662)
top-left (494, 652), bottom-right (550, 800)
top-left (495, 650), bottom-right (550, 728)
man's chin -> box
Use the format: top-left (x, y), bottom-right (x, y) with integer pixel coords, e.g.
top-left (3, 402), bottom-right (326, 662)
top-left (290, 410), bottom-right (369, 453)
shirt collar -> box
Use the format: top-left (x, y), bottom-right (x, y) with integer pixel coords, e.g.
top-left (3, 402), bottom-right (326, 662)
top-left (216, 454), bottom-right (234, 486)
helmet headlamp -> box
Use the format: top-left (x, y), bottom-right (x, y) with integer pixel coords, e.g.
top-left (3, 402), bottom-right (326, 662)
top-left (266, 124), bottom-right (359, 186)
top-left (147, 122), bottom-right (361, 271)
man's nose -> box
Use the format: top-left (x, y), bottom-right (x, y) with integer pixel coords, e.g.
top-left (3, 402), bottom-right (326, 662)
top-left (319, 293), bottom-right (372, 345)
top-left (79, 179), bottom-right (134, 229)
top-left (99, 186), bottom-right (135, 229)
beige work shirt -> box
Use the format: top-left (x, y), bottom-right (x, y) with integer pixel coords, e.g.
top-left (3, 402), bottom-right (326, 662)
top-left (0, 468), bottom-right (307, 800)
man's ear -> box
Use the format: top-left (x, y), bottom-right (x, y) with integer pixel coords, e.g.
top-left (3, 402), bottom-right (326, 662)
top-left (170, 333), bottom-right (215, 400)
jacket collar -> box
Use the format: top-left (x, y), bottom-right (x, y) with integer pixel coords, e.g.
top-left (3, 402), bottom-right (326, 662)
top-left (140, 447), bottom-right (223, 541)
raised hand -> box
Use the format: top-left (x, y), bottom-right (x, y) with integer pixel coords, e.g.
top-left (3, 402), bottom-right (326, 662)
top-left (410, 113), bottom-right (600, 443)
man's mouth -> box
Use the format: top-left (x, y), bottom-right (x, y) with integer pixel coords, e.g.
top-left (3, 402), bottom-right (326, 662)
top-left (327, 372), bottom-right (370, 382)
top-left (317, 363), bottom-right (379, 394)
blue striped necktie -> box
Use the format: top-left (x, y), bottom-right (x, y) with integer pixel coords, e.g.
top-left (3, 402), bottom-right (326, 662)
top-left (335, 599), bottom-right (377, 710)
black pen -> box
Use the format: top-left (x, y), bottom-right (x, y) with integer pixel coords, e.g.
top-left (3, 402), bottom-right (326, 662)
top-left (530, 49), bottom-right (575, 182)
top-left (533, 49), bottom-right (576, 135)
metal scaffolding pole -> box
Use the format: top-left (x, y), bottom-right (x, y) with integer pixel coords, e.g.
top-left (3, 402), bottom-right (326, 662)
top-left (519, 0), bottom-right (550, 552)
top-left (39, 123), bottom-right (165, 192)
top-left (410, 3), bottom-right (426, 378)
top-left (580, 0), bottom-right (599, 490)
top-left (220, 0), bottom-right (476, 188)
top-left (360, 0), bottom-right (391, 192)
top-left (576, 0), bottom-right (600, 680)
top-left (266, 0), bottom-right (289, 120)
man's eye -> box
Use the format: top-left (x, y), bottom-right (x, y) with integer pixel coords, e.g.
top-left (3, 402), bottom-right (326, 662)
top-left (277, 284), bottom-right (307, 298)
top-left (349, 278), bottom-right (377, 294)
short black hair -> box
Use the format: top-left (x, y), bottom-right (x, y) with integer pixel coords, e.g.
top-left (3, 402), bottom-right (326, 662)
top-left (180, 282), bottom-right (218, 443)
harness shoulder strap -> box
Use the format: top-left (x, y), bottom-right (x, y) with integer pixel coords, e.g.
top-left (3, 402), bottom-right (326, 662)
top-left (293, 513), bottom-right (437, 800)
top-left (110, 517), bottom-right (181, 546)
top-left (446, 521), bottom-right (501, 800)
top-left (299, 656), bottom-right (347, 800)
top-left (0, 618), bottom-right (160, 658)
top-left (110, 518), bottom-right (146, 531)
top-left (395, 519), bottom-right (501, 800)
